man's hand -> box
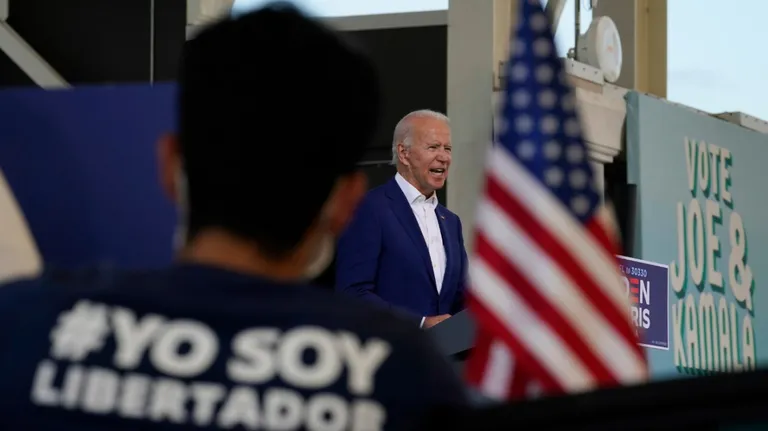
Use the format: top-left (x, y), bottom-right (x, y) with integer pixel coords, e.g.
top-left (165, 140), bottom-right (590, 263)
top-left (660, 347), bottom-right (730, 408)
top-left (423, 314), bottom-right (451, 328)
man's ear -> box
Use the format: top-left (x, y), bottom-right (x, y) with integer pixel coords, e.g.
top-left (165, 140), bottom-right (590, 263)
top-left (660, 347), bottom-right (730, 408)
top-left (397, 142), bottom-right (409, 167)
top-left (324, 171), bottom-right (368, 236)
top-left (157, 134), bottom-right (181, 202)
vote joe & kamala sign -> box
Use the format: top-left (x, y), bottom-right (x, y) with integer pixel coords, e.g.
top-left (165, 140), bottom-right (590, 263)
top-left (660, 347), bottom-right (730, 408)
top-left (625, 92), bottom-right (764, 380)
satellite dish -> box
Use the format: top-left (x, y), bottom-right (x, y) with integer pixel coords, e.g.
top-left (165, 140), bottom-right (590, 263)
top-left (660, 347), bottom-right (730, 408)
top-left (577, 16), bottom-right (622, 83)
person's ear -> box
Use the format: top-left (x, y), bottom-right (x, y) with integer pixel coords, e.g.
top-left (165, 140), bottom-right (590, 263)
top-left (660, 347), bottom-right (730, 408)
top-left (157, 134), bottom-right (182, 202)
top-left (323, 171), bottom-right (368, 236)
top-left (397, 142), bottom-right (410, 167)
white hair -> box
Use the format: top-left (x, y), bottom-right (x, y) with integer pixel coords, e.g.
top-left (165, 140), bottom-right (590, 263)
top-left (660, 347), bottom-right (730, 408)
top-left (391, 109), bottom-right (450, 165)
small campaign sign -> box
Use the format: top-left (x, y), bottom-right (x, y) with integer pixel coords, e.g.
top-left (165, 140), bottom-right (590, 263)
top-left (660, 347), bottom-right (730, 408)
top-left (617, 256), bottom-right (670, 350)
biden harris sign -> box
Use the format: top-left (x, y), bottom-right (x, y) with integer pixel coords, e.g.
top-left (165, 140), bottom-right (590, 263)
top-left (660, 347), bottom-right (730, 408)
top-left (618, 256), bottom-right (669, 351)
top-left (625, 92), bottom-right (766, 380)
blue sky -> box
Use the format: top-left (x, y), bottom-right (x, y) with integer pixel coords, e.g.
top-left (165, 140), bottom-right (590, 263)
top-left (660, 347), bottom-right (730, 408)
top-left (233, 0), bottom-right (768, 120)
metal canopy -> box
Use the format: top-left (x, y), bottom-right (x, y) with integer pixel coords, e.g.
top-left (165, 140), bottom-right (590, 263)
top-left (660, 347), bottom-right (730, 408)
top-left (0, 0), bottom-right (69, 88)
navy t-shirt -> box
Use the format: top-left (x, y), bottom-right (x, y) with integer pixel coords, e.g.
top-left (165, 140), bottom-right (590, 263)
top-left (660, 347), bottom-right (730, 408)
top-left (0, 264), bottom-right (467, 430)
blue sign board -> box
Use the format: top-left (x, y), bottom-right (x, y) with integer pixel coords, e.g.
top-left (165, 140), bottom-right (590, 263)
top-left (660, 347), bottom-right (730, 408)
top-left (617, 256), bottom-right (670, 350)
top-left (0, 84), bottom-right (177, 269)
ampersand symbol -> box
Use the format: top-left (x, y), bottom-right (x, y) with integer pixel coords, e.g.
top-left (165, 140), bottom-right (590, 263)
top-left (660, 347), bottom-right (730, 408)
top-left (729, 212), bottom-right (753, 311)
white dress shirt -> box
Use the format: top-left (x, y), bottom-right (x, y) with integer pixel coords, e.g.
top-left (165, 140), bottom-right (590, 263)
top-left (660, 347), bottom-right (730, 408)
top-left (394, 173), bottom-right (447, 327)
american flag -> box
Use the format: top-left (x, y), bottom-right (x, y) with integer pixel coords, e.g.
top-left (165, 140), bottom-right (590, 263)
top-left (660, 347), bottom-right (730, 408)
top-left (464, 0), bottom-right (648, 400)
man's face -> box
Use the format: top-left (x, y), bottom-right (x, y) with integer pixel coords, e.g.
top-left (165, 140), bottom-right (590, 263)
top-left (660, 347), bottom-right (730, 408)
top-left (399, 117), bottom-right (452, 196)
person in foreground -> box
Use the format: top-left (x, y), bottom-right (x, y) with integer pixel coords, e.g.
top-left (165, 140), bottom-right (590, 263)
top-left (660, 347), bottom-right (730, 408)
top-left (336, 110), bottom-right (468, 329)
top-left (0, 168), bottom-right (42, 283)
top-left (0, 5), bottom-right (467, 430)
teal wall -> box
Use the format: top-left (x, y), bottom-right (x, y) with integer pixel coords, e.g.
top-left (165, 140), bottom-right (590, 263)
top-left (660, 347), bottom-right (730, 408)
top-left (626, 92), bottom-right (767, 380)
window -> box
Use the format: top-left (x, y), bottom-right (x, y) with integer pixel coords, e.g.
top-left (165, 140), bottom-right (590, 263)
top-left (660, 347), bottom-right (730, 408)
top-left (232, 0), bottom-right (448, 18)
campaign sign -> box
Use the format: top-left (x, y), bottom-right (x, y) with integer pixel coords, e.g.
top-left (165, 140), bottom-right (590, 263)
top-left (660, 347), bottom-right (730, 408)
top-left (617, 256), bottom-right (670, 350)
top-left (626, 91), bottom-right (766, 380)
top-left (0, 84), bottom-right (177, 269)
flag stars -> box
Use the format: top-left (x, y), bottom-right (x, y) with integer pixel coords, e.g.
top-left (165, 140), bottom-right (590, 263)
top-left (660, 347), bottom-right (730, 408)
top-left (502, 0), bottom-right (601, 222)
top-left (544, 167), bottom-right (564, 187)
top-left (512, 89), bottom-right (531, 109)
top-left (570, 195), bottom-right (591, 215)
top-left (517, 140), bottom-right (536, 160)
top-left (540, 115), bottom-right (559, 135)
top-left (569, 169), bottom-right (588, 189)
top-left (529, 13), bottom-right (547, 33)
top-left (543, 140), bottom-right (561, 160)
top-left (535, 65), bottom-right (554, 84)
top-left (516, 115), bottom-right (534, 134)
top-left (533, 38), bottom-right (552, 57)
top-left (538, 90), bottom-right (557, 109)
top-left (511, 63), bottom-right (529, 82)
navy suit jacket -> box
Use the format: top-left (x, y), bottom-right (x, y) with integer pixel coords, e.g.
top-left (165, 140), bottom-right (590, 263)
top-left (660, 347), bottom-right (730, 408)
top-left (336, 177), bottom-right (468, 325)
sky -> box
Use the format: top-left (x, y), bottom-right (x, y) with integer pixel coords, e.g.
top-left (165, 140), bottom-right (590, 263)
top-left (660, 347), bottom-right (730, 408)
top-left (233, 0), bottom-right (768, 121)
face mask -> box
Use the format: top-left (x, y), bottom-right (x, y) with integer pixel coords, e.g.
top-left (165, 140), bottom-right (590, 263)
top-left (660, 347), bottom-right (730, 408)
top-left (172, 167), bottom-right (189, 252)
top-left (302, 232), bottom-right (335, 280)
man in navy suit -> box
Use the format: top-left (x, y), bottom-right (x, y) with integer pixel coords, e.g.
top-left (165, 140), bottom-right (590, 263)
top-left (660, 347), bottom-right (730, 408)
top-left (336, 110), bottom-right (468, 328)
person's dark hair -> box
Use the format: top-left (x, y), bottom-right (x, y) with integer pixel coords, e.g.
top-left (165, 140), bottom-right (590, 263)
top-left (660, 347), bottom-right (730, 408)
top-left (177, 2), bottom-right (380, 258)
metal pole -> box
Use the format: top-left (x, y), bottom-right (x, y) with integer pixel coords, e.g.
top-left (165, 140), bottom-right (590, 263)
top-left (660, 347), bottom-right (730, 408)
top-left (150, 0), bottom-right (155, 84)
top-left (574, 0), bottom-right (581, 57)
